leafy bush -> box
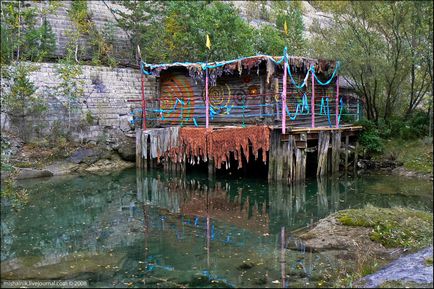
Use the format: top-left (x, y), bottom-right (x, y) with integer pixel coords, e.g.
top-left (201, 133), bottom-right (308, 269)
top-left (377, 111), bottom-right (429, 140)
top-left (356, 119), bottom-right (384, 154)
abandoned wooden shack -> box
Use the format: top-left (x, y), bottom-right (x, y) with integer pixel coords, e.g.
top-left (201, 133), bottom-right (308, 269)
top-left (133, 49), bottom-right (362, 182)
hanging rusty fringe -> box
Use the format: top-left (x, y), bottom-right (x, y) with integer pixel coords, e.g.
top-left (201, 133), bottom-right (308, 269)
top-left (207, 126), bottom-right (270, 169)
top-left (143, 126), bottom-right (270, 169)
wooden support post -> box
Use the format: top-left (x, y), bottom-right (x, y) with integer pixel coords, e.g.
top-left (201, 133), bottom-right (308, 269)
top-left (275, 133), bottom-right (289, 181)
top-left (136, 129), bottom-right (142, 168)
top-left (331, 131), bottom-right (341, 174)
top-left (344, 135), bottom-right (349, 174)
top-left (295, 148), bottom-right (306, 182)
top-left (287, 135), bottom-right (294, 183)
top-left (311, 66), bottom-right (315, 128)
top-left (316, 131), bottom-right (330, 176)
top-left (141, 74), bottom-right (146, 130)
top-left (281, 136), bottom-right (289, 182)
top-left (300, 148), bottom-right (306, 182)
top-left (268, 130), bottom-right (278, 181)
top-left (143, 132), bottom-right (148, 173)
top-left (282, 61), bottom-right (288, 134)
top-left (205, 67), bottom-right (209, 128)
top-left (336, 75), bottom-right (339, 128)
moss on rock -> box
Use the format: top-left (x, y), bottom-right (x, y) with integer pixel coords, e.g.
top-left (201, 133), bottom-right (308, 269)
top-left (337, 205), bottom-right (433, 250)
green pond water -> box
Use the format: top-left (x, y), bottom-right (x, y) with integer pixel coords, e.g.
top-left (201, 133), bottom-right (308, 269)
top-left (1, 169), bottom-right (432, 288)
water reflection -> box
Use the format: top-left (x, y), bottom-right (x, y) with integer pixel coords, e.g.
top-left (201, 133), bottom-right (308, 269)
top-left (1, 169), bottom-right (432, 288)
top-left (136, 170), bottom-right (432, 235)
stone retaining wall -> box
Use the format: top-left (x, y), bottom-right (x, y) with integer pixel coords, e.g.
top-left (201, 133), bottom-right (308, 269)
top-left (1, 62), bottom-right (156, 146)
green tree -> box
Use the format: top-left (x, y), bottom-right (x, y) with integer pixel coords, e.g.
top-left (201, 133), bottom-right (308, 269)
top-left (114, 1), bottom-right (255, 63)
top-left (0, 0), bottom-right (57, 64)
top-left (273, 1), bottom-right (306, 55)
top-left (112, 0), bottom-right (165, 62)
top-left (255, 24), bottom-right (285, 55)
top-left (1, 63), bottom-right (46, 141)
top-left (164, 1), bottom-right (255, 62)
top-left (309, 1), bottom-right (433, 123)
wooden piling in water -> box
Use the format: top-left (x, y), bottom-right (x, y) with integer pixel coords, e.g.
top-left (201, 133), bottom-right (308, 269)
top-left (317, 131), bottom-right (330, 177)
top-left (135, 126), bottom-right (361, 182)
top-left (344, 135), bottom-right (349, 174)
top-left (331, 131), bottom-right (341, 174)
top-left (136, 130), bottom-right (142, 169)
top-left (287, 135), bottom-right (295, 183)
top-left (268, 130), bottom-right (278, 181)
top-left (294, 148), bottom-right (306, 182)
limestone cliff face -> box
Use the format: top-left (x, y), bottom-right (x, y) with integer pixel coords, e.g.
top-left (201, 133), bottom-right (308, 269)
top-left (31, 1), bottom-right (329, 63)
top-left (29, 1), bottom-right (132, 64)
top-left (232, 0), bottom-right (332, 39)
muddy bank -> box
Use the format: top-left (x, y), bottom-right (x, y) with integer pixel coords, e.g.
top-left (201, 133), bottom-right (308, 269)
top-left (1, 133), bottom-right (136, 180)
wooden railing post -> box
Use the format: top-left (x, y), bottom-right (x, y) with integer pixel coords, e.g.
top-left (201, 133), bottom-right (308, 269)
top-left (336, 75), bottom-right (339, 128)
top-left (141, 73), bottom-right (146, 130)
top-left (282, 60), bottom-right (288, 134)
top-left (311, 66), bottom-right (315, 128)
top-left (205, 67), bottom-right (209, 128)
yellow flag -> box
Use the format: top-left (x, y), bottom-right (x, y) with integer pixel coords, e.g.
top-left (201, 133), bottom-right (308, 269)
top-left (284, 20), bottom-right (288, 35)
top-left (206, 34), bottom-right (211, 49)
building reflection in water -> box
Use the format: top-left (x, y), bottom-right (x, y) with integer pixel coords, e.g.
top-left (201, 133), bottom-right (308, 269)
top-left (135, 169), bottom-right (357, 287)
top-left (2, 169), bottom-right (430, 287)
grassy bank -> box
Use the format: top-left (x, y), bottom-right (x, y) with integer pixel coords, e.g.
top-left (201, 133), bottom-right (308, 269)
top-left (337, 205), bottom-right (433, 250)
top-left (374, 138), bottom-right (433, 175)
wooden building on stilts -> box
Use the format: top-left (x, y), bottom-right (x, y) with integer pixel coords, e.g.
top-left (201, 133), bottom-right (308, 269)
top-left (133, 48), bottom-right (362, 182)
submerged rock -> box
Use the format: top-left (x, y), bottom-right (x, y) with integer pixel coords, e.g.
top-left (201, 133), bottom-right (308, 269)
top-left (45, 161), bottom-right (80, 176)
top-left (1, 252), bottom-right (127, 280)
top-left (15, 168), bottom-right (53, 180)
top-left (237, 261), bottom-right (255, 270)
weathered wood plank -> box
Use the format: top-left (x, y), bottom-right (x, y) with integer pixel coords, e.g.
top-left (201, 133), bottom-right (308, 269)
top-left (344, 135), bottom-right (349, 173)
top-left (316, 131), bottom-right (330, 176)
top-left (136, 130), bottom-right (142, 169)
top-left (331, 131), bottom-right (341, 174)
top-left (287, 135), bottom-right (294, 183)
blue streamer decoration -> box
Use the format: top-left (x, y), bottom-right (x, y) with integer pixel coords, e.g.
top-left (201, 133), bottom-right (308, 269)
top-left (311, 61), bottom-right (340, 86)
top-left (136, 47), bottom-right (347, 127)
